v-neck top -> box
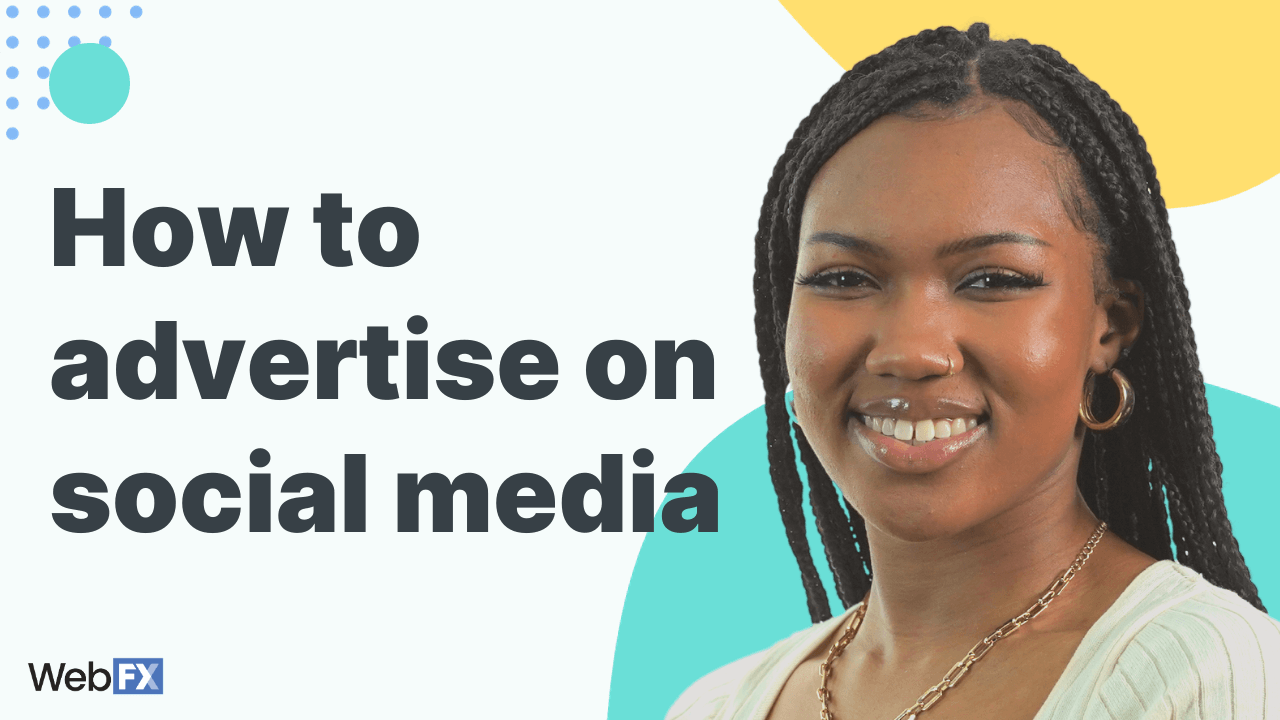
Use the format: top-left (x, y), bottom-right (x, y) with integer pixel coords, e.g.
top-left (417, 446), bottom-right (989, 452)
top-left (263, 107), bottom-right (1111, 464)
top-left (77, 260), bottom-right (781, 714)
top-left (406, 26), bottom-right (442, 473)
top-left (666, 561), bottom-right (1280, 719)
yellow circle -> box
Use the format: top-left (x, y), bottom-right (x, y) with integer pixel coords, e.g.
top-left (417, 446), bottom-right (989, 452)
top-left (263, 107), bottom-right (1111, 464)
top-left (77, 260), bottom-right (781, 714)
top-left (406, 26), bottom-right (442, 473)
top-left (779, 1), bottom-right (1278, 208)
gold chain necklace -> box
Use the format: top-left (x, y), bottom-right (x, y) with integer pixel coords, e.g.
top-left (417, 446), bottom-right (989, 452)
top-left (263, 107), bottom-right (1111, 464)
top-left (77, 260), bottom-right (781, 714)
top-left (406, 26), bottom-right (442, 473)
top-left (817, 522), bottom-right (1107, 720)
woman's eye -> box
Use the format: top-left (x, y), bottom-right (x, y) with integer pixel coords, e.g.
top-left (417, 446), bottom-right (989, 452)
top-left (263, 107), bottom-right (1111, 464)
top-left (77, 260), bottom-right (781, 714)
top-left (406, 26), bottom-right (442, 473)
top-left (796, 269), bottom-right (878, 290)
top-left (958, 268), bottom-right (1047, 292)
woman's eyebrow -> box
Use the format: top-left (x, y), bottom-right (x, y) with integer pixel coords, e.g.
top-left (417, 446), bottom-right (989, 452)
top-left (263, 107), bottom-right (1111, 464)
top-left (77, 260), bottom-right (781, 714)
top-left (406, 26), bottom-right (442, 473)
top-left (804, 232), bottom-right (891, 258)
top-left (936, 232), bottom-right (1050, 258)
top-left (803, 231), bottom-right (1048, 259)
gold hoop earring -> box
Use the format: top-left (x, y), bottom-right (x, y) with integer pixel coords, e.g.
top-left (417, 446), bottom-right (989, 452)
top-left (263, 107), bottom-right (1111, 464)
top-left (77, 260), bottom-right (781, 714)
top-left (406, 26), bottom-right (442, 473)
top-left (1079, 368), bottom-right (1135, 431)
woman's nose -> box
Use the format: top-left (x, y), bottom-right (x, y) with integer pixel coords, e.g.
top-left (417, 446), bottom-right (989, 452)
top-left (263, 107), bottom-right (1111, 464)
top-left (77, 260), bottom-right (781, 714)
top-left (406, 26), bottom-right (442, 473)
top-left (863, 289), bottom-right (960, 380)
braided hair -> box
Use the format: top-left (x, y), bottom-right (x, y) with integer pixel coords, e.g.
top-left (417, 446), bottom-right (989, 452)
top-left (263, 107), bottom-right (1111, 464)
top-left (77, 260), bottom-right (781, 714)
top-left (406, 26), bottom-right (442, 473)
top-left (753, 22), bottom-right (1263, 622)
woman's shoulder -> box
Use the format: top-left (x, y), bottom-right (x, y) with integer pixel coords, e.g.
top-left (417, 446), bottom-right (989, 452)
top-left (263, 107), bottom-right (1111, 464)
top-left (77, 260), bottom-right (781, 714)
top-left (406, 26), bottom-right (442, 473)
top-left (664, 607), bottom-right (856, 720)
top-left (1049, 560), bottom-right (1280, 719)
top-left (1106, 562), bottom-right (1280, 716)
top-left (663, 647), bottom-right (771, 720)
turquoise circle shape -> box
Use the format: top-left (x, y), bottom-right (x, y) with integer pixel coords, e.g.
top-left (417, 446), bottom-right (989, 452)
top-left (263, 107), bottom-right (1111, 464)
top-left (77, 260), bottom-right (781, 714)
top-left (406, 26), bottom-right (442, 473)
top-left (49, 43), bottom-right (130, 124)
top-left (607, 384), bottom-right (1280, 720)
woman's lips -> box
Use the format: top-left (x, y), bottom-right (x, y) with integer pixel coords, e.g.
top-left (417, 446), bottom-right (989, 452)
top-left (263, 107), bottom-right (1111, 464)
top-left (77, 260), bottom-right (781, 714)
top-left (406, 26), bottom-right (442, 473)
top-left (850, 413), bottom-right (987, 473)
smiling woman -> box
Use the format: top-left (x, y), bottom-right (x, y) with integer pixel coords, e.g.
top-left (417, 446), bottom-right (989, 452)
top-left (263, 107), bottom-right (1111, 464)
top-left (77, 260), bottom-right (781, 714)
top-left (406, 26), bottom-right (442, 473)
top-left (667, 22), bottom-right (1280, 720)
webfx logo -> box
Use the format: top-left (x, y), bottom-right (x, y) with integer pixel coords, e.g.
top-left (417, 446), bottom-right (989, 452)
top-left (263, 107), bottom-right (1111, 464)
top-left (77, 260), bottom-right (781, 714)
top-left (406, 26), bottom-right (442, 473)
top-left (113, 658), bottom-right (163, 694)
top-left (27, 658), bottom-right (164, 694)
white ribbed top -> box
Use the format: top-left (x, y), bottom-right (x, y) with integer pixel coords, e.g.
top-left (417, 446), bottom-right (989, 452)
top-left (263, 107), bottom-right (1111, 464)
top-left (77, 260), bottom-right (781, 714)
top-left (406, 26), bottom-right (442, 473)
top-left (666, 561), bottom-right (1280, 720)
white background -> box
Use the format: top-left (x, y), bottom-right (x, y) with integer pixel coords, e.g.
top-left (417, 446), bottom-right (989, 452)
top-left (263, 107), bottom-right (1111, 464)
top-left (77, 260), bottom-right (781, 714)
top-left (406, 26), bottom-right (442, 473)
top-left (0, 1), bottom-right (1274, 717)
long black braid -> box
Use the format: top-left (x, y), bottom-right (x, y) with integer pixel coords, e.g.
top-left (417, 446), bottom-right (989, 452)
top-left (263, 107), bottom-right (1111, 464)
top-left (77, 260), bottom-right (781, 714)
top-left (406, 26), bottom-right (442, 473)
top-left (753, 22), bottom-right (1263, 622)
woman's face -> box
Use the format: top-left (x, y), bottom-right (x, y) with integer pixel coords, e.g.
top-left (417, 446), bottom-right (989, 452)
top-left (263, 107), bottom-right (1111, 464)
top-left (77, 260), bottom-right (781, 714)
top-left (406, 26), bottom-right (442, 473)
top-left (786, 101), bottom-right (1136, 543)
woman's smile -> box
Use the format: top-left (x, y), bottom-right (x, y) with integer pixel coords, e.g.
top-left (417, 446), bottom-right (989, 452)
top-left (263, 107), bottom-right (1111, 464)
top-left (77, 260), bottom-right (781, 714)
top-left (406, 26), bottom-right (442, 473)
top-left (846, 395), bottom-right (989, 473)
top-left (851, 415), bottom-right (988, 473)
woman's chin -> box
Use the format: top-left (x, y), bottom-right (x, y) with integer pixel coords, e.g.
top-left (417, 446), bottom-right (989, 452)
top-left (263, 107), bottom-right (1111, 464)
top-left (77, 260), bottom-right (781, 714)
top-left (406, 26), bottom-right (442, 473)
top-left (866, 515), bottom-right (975, 544)
top-left (854, 493), bottom-right (996, 544)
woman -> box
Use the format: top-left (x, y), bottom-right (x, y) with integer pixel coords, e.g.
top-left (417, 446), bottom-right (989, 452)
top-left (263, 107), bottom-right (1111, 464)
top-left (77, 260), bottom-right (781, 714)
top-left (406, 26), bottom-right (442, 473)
top-left (668, 23), bottom-right (1280, 720)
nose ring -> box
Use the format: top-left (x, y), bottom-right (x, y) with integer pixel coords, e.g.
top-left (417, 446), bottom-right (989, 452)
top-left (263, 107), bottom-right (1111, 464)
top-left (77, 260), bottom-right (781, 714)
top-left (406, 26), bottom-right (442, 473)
top-left (945, 355), bottom-right (955, 377)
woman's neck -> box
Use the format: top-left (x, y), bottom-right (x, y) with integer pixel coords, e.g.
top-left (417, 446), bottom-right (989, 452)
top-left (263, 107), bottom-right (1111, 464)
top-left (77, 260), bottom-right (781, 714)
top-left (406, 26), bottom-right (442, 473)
top-left (858, 482), bottom-right (1103, 664)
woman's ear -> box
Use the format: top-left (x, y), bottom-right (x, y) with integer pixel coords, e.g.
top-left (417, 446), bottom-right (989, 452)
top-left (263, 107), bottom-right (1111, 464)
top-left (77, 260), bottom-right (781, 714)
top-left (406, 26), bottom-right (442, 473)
top-left (1093, 278), bottom-right (1144, 372)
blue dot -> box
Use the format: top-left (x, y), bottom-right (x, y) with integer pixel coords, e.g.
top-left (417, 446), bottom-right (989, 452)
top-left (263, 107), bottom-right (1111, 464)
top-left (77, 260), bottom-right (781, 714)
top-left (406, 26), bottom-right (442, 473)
top-left (99, 5), bottom-right (110, 17)
top-left (37, 66), bottom-right (49, 79)
top-left (68, 36), bottom-right (80, 47)
top-left (5, 67), bottom-right (17, 79)
top-left (6, 127), bottom-right (17, 140)
top-left (99, 36), bottom-right (111, 47)
top-left (38, 36), bottom-right (50, 48)
top-left (5, 6), bottom-right (16, 19)
top-left (38, 96), bottom-right (49, 109)
top-left (130, 5), bottom-right (140, 18)
top-left (5, 97), bottom-right (16, 109)
top-left (69, 5), bottom-right (80, 18)
top-left (38, 5), bottom-right (50, 18)
top-left (5, 36), bottom-right (16, 49)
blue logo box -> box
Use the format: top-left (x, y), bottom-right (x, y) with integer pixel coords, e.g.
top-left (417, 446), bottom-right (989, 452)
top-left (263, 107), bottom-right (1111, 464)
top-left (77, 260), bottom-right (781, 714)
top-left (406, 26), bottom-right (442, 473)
top-left (112, 658), bottom-right (163, 694)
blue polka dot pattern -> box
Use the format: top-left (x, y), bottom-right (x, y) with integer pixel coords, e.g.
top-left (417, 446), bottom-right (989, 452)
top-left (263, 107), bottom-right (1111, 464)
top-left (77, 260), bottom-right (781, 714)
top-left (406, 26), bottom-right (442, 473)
top-left (38, 36), bottom-right (50, 49)
top-left (130, 5), bottom-right (141, 18)
top-left (5, 67), bottom-right (17, 79)
top-left (38, 97), bottom-right (50, 110)
top-left (99, 36), bottom-right (111, 47)
top-left (5, 36), bottom-right (16, 49)
top-left (5, 97), bottom-right (16, 110)
top-left (68, 36), bottom-right (81, 47)
top-left (99, 5), bottom-right (110, 18)
top-left (38, 5), bottom-right (50, 18)
top-left (38, 66), bottom-right (50, 79)
top-left (69, 5), bottom-right (81, 18)
top-left (6, 127), bottom-right (17, 140)
top-left (5, 6), bottom-right (16, 19)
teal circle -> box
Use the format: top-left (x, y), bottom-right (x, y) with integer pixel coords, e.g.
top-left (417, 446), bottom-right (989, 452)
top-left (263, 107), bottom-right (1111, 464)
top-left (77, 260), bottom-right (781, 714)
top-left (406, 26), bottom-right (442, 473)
top-left (49, 43), bottom-right (130, 124)
top-left (607, 385), bottom-right (1280, 719)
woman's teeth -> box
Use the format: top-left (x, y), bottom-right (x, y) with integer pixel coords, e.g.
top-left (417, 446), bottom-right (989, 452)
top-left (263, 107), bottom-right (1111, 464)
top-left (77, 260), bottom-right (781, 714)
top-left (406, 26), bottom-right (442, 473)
top-left (862, 416), bottom-right (980, 444)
